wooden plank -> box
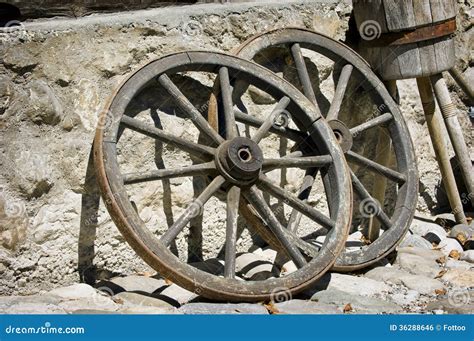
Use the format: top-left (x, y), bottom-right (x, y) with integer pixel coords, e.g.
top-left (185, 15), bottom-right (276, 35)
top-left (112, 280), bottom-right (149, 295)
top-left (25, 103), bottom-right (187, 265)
top-left (378, 46), bottom-right (402, 80)
top-left (383, 0), bottom-right (416, 32)
top-left (434, 37), bottom-right (456, 73)
top-left (353, 0), bottom-right (388, 33)
top-left (430, 0), bottom-right (457, 22)
top-left (412, 0), bottom-right (433, 26)
top-left (396, 43), bottom-right (423, 79)
top-left (418, 40), bottom-right (438, 77)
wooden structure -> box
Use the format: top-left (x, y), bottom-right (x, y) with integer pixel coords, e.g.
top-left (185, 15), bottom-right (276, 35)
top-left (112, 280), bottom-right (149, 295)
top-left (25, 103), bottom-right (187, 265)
top-left (353, 0), bottom-right (473, 225)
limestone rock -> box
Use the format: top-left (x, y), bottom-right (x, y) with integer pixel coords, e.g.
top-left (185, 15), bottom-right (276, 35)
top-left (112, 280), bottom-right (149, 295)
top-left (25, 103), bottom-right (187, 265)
top-left (395, 247), bottom-right (443, 278)
top-left (115, 292), bottom-right (176, 310)
top-left (312, 289), bottom-right (402, 314)
top-left (399, 234), bottom-right (433, 249)
top-left (410, 219), bottom-right (447, 242)
top-left (441, 269), bottom-right (474, 287)
top-left (159, 284), bottom-right (198, 305)
top-left (25, 81), bottom-right (62, 125)
top-left (426, 290), bottom-right (474, 314)
top-left (310, 273), bottom-right (390, 297)
top-left (179, 303), bottom-right (268, 314)
top-left (449, 224), bottom-right (473, 245)
top-left (109, 275), bottom-right (167, 294)
top-left (390, 290), bottom-right (420, 306)
top-left (273, 299), bottom-right (340, 314)
top-left (461, 250), bottom-right (474, 263)
top-left (438, 238), bottom-right (464, 256)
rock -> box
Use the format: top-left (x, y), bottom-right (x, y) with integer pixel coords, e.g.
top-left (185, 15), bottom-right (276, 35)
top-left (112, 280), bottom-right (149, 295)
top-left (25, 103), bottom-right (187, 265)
top-left (438, 238), bottom-right (464, 256)
top-left (0, 302), bottom-right (66, 314)
top-left (235, 252), bottom-right (278, 280)
top-left (58, 297), bottom-right (119, 313)
top-left (426, 290), bottom-right (474, 314)
top-left (365, 266), bottom-right (444, 295)
top-left (3, 46), bottom-right (39, 74)
top-left (160, 284), bottom-right (198, 305)
top-left (280, 260), bottom-right (297, 275)
top-left (399, 234), bottom-right (433, 249)
top-left (312, 289), bottom-right (402, 314)
top-left (109, 275), bottom-right (167, 293)
top-left (248, 85), bottom-right (277, 105)
top-left (449, 224), bottom-right (473, 245)
top-left (434, 213), bottom-right (457, 228)
top-left (189, 259), bottom-right (224, 275)
top-left (273, 300), bottom-right (340, 314)
top-left (398, 275), bottom-right (444, 295)
top-left (441, 269), bottom-right (474, 287)
top-left (119, 306), bottom-right (179, 314)
top-left (179, 303), bottom-right (268, 314)
top-left (115, 292), bottom-right (176, 310)
top-left (48, 283), bottom-right (120, 313)
top-left (0, 193), bottom-right (28, 250)
top-left (461, 250), bottom-right (474, 263)
top-left (395, 248), bottom-right (443, 278)
top-left (48, 283), bottom-right (99, 300)
top-left (310, 273), bottom-right (390, 297)
top-left (410, 219), bottom-right (447, 242)
top-left (365, 266), bottom-right (407, 285)
top-left (445, 259), bottom-right (473, 270)
top-left (25, 80), bottom-right (62, 125)
top-left (390, 290), bottom-right (420, 306)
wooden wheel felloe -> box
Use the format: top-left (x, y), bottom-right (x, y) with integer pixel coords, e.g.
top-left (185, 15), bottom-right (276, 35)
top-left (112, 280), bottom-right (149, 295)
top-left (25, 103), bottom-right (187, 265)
top-left (208, 28), bottom-right (418, 271)
top-left (94, 51), bottom-right (352, 301)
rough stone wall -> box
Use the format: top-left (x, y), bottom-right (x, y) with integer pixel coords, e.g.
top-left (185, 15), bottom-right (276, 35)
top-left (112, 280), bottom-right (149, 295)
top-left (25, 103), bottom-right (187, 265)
top-left (0, 0), bottom-right (471, 295)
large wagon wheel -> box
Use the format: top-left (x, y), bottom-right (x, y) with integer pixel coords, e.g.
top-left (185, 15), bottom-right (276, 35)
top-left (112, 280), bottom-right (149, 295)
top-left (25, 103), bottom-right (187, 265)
top-left (209, 28), bottom-right (418, 272)
top-left (94, 51), bottom-right (352, 301)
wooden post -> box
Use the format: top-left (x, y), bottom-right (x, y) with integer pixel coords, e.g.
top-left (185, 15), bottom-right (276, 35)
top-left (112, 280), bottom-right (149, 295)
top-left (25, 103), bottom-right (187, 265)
top-left (416, 77), bottom-right (467, 224)
top-left (430, 74), bottom-right (474, 207)
top-left (367, 80), bottom-right (396, 242)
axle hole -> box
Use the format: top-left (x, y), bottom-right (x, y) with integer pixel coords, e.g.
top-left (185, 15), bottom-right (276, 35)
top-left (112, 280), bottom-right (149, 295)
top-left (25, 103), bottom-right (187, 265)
top-left (238, 148), bottom-right (252, 163)
top-left (333, 129), bottom-right (343, 143)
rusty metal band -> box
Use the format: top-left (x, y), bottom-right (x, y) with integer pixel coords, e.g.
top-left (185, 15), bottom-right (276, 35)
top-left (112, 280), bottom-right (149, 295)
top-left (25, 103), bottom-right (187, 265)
top-left (362, 18), bottom-right (457, 47)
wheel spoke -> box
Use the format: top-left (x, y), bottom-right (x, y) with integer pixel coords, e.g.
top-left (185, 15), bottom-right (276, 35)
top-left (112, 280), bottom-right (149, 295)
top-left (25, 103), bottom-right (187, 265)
top-left (224, 186), bottom-right (240, 278)
top-left (346, 150), bottom-right (406, 184)
top-left (243, 186), bottom-right (307, 268)
top-left (326, 64), bottom-right (353, 121)
top-left (252, 96), bottom-right (291, 143)
top-left (158, 74), bottom-right (224, 145)
top-left (287, 169), bottom-right (318, 233)
top-left (257, 174), bottom-right (335, 230)
top-left (350, 171), bottom-right (392, 230)
top-left (161, 176), bottom-right (225, 246)
top-left (349, 113), bottom-right (393, 137)
top-left (219, 67), bottom-right (238, 139)
top-left (290, 43), bottom-right (319, 111)
top-left (234, 109), bottom-right (309, 144)
top-left (123, 162), bottom-right (216, 185)
top-left (121, 116), bottom-right (215, 161)
top-left (263, 155), bottom-right (332, 171)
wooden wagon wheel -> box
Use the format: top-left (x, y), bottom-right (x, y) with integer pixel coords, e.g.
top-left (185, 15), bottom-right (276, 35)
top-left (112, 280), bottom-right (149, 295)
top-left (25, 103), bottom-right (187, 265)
top-left (208, 28), bottom-right (418, 272)
top-left (94, 51), bottom-right (352, 301)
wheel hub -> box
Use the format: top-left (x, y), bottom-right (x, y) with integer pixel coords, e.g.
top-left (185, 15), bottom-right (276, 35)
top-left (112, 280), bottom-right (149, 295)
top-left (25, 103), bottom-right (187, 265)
top-left (215, 137), bottom-right (263, 184)
top-left (328, 119), bottom-right (353, 153)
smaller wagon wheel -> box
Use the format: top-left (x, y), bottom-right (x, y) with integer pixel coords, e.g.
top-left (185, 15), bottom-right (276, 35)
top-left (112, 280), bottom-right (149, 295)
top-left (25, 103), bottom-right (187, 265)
top-left (94, 51), bottom-right (352, 301)
top-left (209, 28), bottom-right (418, 271)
